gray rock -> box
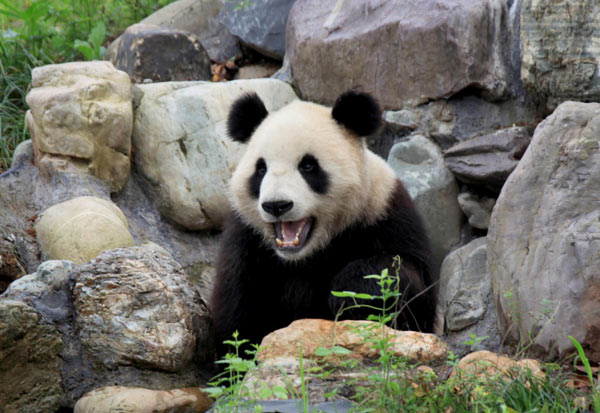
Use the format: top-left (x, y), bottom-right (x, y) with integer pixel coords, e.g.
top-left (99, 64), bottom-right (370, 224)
top-left (444, 126), bottom-right (531, 189)
top-left (457, 192), bottom-right (496, 230)
top-left (71, 246), bottom-right (212, 371)
top-left (439, 238), bottom-right (489, 331)
top-left (387, 135), bottom-right (462, 276)
top-left (10, 139), bottom-right (32, 169)
top-left (109, 24), bottom-right (211, 83)
top-left (438, 238), bottom-right (501, 355)
top-left (287, 0), bottom-right (510, 109)
top-left (106, 0), bottom-right (240, 62)
top-left (488, 101), bottom-right (600, 361)
top-left (132, 79), bottom-right (297, 230)
top-left (217, 0), bottom-right (295, 60)
top-left (521, 0), bottom-right (600, 111)
top-left (0, 300), bottom-right (65, 412)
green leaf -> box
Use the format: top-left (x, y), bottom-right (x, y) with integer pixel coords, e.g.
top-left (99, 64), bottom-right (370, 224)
top-left (88, 21), bottom-right (106, 51)
top-left (331, 291), bottom-right (356, 298)
top-left (354, 293), bottom-right (374, 300)
top-left (271, 385), bottom-right (288, 399)
top-left (330, 345), bottom-right (352, 355)
top-left (74, 40), bottom-right (94, 60)
top-left (314, 347), bottom-right (332, 357)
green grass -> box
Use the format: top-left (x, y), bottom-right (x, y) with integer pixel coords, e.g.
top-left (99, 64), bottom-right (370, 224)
top-left (0, 0), bottom-right (174, 172)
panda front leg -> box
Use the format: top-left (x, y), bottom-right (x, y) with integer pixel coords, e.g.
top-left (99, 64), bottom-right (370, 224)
top-left (328, 255), bottom-right (435, 332)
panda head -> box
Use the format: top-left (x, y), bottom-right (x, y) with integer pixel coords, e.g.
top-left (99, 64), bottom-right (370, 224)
top-left (227, 90), bottom-right (385, 261)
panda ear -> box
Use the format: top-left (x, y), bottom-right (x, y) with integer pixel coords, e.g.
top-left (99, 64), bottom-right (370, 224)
top-left (332, 90), bottom-right (381, 137)
top-left (227, 92), bottom-right (269, 143)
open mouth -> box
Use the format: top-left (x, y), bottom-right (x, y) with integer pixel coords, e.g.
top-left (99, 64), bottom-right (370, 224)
top-left (274, 218), bottom-right (314, 250)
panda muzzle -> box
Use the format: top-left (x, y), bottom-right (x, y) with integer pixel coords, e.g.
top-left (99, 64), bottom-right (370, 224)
top-left (275, 218), bottom-right (313, 249)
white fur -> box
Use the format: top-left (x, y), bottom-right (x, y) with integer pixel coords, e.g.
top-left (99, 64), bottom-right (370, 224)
top-left (230, 99), bottom-right (397, 261)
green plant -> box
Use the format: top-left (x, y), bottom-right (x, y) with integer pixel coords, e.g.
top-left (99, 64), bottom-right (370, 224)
top-left (206, 331), bottom-right (259, 412)
top-left (570, 335), bottom-right (600, 412)
top-left (74, 20), bottom-right (106, 60)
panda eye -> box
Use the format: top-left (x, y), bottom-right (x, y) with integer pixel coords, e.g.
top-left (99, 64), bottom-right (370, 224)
top-left (255, 158), bottom-right (267, 176)
top-left (299, 155), bottom-right (318, 173)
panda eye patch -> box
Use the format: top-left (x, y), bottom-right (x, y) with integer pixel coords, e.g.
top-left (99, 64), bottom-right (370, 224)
top-left (255, 158), bottom-right (267, 175)
top-left (299, 154), bottom-right (318, 172)
top-left (248, 158), bottom-right (267, 199)
top-left (298, 154), bottom-right (329, 194)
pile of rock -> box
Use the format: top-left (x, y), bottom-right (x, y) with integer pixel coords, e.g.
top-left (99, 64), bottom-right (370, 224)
top-left (2, 0), bottom-right (600, 411)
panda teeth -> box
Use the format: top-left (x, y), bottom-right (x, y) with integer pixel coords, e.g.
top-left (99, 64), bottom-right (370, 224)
top-left (292, 236), bottom-right (300, 246)
top-left (276, 238), bottom-right (284, 247)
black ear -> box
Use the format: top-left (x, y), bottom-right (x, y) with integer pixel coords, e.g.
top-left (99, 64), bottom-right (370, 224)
top-left (227, 92), bottom-right (269, 143)
top-left (332, 90), bottom-right (381, 137)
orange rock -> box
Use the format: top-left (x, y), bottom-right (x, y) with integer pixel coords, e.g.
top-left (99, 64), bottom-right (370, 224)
top-left (451, 350), bottom-right (545, 381)
top-left (257, 318), bottom-right (448, 364)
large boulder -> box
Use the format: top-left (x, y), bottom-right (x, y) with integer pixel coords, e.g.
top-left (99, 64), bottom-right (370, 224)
top-left (488, 101), bottom-right (600, 361)
top-left (106, 0), bottom-right (240, 63)
top-left (108, 24), bottom-right (211, 83)
top-left (521, 0), bottom-right (600, 111)
top-left (132, 79), bottom-right (297, 230)
top-left (26, 62), bottom-right (132, 193)
top-left (217, 0), bottom-right (295, 60)
top-left (0, 300), bottom-right (64, 412)
top-left (286, 0), bottom-right (510, 109)
top-left (71, 247), bottom-right (212, 371)
top-left (387, 135), bottom-right (462, 276)
top-left (35, 196), bottom-right (135, 264)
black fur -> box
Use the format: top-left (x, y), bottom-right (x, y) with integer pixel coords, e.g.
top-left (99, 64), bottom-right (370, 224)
top-left (248, 158), bottom-right (267, 198)
top-left (298, 154), bottom-right (329, 194)
top-left (211, 180), bottom-right (435, 353)
top-left (227, 93), bottom-right (268, 143)
top-left (332, 90), bottom-right (381, 137)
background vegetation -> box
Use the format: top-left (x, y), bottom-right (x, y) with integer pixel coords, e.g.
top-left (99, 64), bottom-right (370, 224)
top-left (0, 0), bottom-right (174, 172)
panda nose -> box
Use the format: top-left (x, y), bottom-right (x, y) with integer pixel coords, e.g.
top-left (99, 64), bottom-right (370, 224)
top-left (262, 200), bottom-right (294, 217)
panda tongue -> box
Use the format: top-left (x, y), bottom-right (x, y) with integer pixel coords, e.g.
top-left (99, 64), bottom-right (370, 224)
top-left (281, 219), bottom-right (306, 242)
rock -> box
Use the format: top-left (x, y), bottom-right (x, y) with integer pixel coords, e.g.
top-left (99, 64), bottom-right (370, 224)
top-left (74, 386), bottom-right (213, 413)
top-left (26, 61), bottom-right (132, 193)
top-left (286, 0), bottom-right (509, 108)
top-left (217, 0), bottom-right (295, 60)
top-left (444, 126), bottom-right (531, 189)
top-left (488, 102), bottom-right (600, 361)
top-left (109, 24), bottom-right (211, 83)
top-left (521, 0), bottom-right (600, 111)
top-left (35, 196), bottom-right (135, 264)
top-left (10, 139), bottom-right (33, 169)
top-left (457, 192), bottom-right (496, 230)
top-left (234, 63), bottom-right (280, 80)
top-left (438, 238), bottom-right (491, 332)
top-left (258, 319), bottom-right (448, 364)
top-left (0, 300), bottom-right (64, 412)
top-left (132, 79), bottom-right (297, 230)
top-left (452, 350), bottom-right (544, 381)
top-left (71, 246), bottom-right (212, 371)
top-left (105, 0), bottom-right (240, 63)
top-left (3, 260), bottom-right (73, 300)
top-left (387, 135), bottom-right (462, 276)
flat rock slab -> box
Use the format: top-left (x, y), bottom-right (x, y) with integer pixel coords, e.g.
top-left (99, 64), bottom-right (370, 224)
top-left (287, 0), bottom-right (509, 108)
top-left (444, 126), bottom-right (531, 189)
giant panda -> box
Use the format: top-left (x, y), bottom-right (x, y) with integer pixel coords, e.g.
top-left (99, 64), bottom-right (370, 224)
top-left (210, 90), bottom-right (436, 350)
